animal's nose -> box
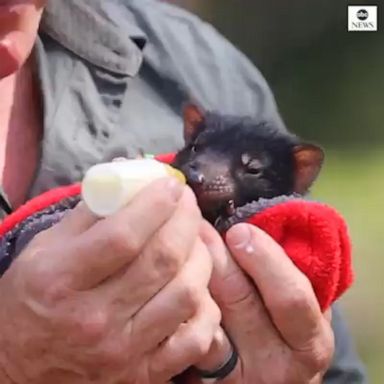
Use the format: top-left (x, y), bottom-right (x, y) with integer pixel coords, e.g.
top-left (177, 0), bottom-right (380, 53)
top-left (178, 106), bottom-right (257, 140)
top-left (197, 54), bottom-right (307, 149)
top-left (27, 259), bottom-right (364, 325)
top-left (187, 165), bottom-right (205, 185)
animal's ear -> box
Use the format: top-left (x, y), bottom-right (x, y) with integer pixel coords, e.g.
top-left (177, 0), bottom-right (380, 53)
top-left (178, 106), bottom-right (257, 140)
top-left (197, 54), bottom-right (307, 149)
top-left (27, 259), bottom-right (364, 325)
top-left (183, 103), bottom-right (205, 143)
top-left (293, 144), bottom-right (324, 194)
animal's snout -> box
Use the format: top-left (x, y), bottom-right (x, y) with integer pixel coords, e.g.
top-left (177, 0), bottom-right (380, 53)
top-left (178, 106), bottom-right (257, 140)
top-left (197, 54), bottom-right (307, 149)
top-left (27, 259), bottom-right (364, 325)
top-left (186, 163), bottom-right (205, 185)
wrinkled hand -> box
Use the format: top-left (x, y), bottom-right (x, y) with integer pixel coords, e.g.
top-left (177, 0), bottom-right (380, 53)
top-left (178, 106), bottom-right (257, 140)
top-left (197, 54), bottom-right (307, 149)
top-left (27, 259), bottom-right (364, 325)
top-left (184, 222), bottom-right (334, 384)
top-left (0, 179), bottom-right (221, 384)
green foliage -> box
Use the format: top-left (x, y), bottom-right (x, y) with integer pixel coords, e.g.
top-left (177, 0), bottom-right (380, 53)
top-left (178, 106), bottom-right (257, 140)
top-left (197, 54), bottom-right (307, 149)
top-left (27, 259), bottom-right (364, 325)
top-left (269, 31), bottom-right (384, 147)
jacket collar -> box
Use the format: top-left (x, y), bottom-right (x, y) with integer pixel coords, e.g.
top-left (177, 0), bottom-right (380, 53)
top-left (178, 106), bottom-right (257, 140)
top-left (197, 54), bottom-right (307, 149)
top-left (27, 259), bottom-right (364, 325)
top-left (40, 0), bottom-right (147, 76)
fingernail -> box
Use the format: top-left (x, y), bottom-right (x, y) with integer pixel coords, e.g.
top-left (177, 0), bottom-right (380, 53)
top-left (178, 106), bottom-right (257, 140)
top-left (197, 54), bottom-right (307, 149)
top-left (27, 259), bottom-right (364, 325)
top-left (166, 177), bottom-right (184, 200)
top-left (227, 224), bottom-right (254, 253)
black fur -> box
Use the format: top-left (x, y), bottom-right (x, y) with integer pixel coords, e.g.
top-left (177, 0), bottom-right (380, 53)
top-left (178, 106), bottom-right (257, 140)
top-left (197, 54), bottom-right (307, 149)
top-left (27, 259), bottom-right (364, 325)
top-left (173, 112), bottom-right (305, 224)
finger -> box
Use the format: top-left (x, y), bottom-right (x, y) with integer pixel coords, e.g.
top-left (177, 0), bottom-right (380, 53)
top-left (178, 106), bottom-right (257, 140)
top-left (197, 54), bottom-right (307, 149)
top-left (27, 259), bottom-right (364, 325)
top-left (121, 186), bottom-right (201, 296)
top-left (184, 360), bottom-right (243, 384)
top-left (194, 328), bottom-right (233, 373)
top-left (180, 329), bottom-right (241, 384)
top-left (324, 308), bottom-right (332, 323)
top-left (36, 201), bottom-right (99, 243)
top-left (148, 295), bottom-right (221, 383)
top-left (200, 221), bottom-right (281, 345)
top-left (121, 238), bottom-right (213, 352)
top-left (49, 177), bottom-right (185, 289)
top-left (226, 223), bottom-right (323, 349)
top-left (95, 187), bottom-right (202, 317)
top-left (181, 366), bottom-right (243, 384)
top-left (56, 201), bottom-right (98, 232)
top-left (200, 221), bottom-right (256, 309)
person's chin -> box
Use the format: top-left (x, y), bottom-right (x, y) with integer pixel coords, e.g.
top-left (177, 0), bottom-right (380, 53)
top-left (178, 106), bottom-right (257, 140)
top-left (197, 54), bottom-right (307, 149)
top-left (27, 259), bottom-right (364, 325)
top-left (0, 1), bottom-right (44, 79)
top-left (0, 30), bottom-right (31, 78)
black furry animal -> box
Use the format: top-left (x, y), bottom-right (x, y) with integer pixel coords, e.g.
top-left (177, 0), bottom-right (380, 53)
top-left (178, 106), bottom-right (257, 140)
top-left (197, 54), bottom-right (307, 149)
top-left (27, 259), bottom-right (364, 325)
top-left (172, 104), bottom-right (324, 225)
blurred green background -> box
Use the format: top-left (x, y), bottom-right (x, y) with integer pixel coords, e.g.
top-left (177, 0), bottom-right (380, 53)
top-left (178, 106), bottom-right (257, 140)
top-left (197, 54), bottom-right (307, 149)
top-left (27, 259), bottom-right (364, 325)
top-left (169, 1), bottom-right (383, 381)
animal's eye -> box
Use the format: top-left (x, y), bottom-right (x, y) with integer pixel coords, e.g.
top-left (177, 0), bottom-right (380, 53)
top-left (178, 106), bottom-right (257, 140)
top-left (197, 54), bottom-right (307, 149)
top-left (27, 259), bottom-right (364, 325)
top-left (241, 154), bottom-right (263, 176)
top-left (246, 164), bottom-right (262, 176)
top-left (191, 141), bottom-right (200, 153)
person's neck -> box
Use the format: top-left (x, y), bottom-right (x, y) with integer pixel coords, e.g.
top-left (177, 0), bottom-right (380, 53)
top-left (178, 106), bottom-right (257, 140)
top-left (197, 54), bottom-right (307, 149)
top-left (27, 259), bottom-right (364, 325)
top-left (0, 365), bottom-right (14, 384)
top-left (0, 74), bottom-right (18, 137)
top-left (0, 56), bottom-right (43, 209)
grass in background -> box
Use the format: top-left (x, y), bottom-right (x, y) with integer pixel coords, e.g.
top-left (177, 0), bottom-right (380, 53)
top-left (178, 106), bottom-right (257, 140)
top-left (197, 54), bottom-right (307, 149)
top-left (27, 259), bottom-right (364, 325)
top-left (312, 148), bottom-right (384, 382)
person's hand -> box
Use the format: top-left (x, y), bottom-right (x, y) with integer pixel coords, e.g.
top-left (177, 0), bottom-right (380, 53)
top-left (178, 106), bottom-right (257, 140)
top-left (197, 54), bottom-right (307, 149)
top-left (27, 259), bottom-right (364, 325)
top-left (183, 222), bottom-right (334, 384)
top-left (0, 178), bottom-right (221, 384)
